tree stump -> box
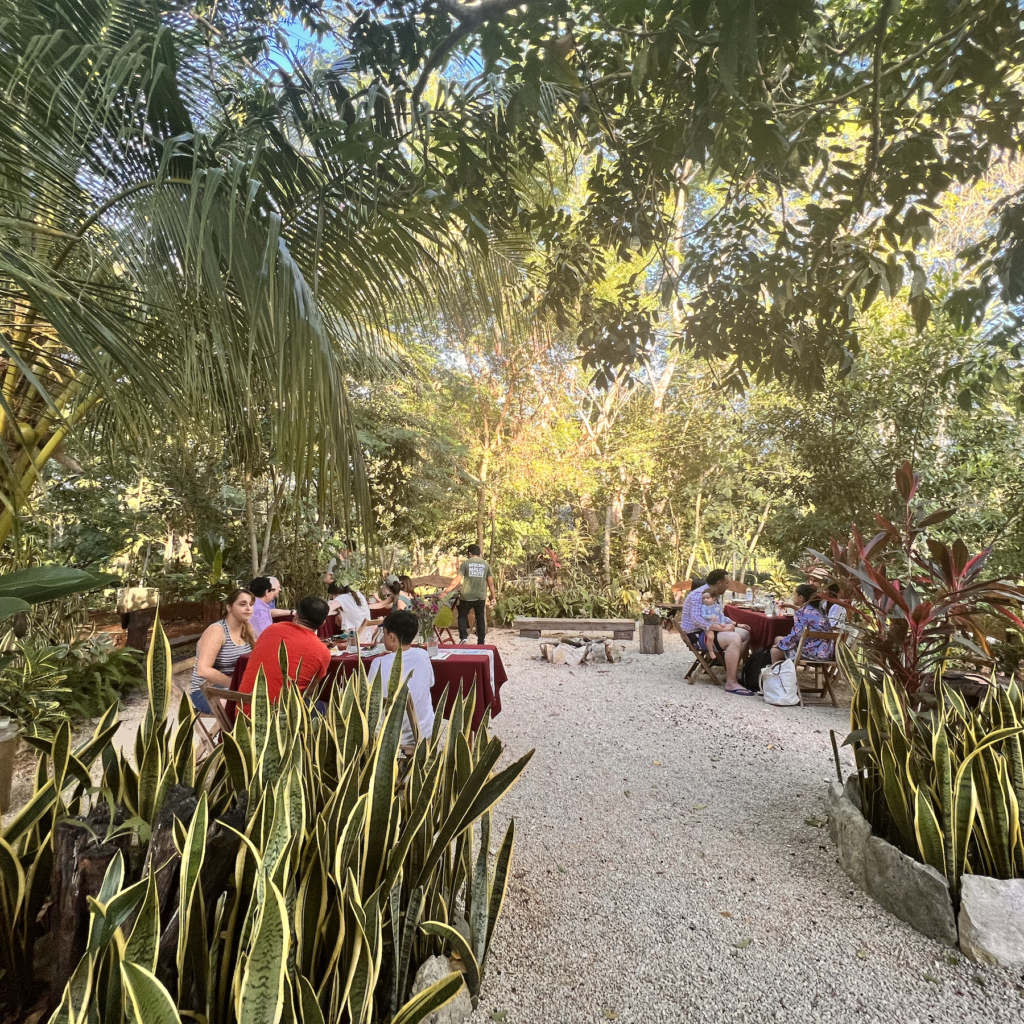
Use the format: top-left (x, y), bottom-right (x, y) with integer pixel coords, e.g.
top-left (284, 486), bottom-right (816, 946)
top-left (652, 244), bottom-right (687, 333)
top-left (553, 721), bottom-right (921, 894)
top-left (639, 623), bottom-right (664, 655)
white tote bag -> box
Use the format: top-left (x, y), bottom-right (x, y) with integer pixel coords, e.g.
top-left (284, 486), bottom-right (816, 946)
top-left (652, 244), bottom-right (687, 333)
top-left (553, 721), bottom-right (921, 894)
top-left (761, 659), bottom-right (800, 706)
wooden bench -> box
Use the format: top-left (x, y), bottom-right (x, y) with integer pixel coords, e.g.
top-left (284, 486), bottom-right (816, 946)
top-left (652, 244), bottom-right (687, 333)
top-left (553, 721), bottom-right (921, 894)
top-left (512, 617), bottom-right (636, 640)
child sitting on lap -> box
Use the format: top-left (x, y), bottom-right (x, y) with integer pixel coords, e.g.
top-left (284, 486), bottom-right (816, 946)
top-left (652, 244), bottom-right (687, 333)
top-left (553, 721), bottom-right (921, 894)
top-left (700, 590), bottom-right (750, 652)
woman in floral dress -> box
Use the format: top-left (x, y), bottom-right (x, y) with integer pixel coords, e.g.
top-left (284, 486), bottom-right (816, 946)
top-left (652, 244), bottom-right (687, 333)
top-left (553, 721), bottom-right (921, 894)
top-left (771, 584), bottom-right (834, 664)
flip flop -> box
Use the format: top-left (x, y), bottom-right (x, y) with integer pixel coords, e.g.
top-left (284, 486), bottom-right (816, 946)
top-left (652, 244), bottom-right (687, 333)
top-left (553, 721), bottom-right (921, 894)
top-left (725, 686), bottom-right (756, 696)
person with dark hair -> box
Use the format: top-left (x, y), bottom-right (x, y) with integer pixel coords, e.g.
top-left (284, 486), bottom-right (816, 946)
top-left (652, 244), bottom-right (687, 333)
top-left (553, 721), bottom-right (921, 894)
top-left (369, 610), bottom-right (435, 747)
top-left (239, 595), bottom-right (332, 703)
top-left (440, 543), bottom-right (496, 643)
top-left (771, 585), bottom-right (834, 664)
top-left (378, 574), bottom-right (414, 612)
top-left (190, 589), bottom-right (257, 712)
top-left (327, 581), bottom-right (370, 636)
top-left (248, 575), bottom-right (293, 636)
top-left (679, 568), bottom-right (754, 694)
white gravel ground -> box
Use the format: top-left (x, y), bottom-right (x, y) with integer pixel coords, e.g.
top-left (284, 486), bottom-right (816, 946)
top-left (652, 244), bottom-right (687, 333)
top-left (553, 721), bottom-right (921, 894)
top-left (471, 628), bottom-right (1024, 1024)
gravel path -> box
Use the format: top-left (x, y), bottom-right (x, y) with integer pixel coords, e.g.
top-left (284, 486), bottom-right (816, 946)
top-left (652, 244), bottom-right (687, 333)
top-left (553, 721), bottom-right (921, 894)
top-left (471, 629), bottom-right (1024, 1024)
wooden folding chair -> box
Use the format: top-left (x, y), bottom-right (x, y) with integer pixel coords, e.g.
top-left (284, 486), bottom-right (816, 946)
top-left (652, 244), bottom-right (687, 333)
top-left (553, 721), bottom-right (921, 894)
top-left (199, 682), bottom-right (248, 745)
top-left (792, 628), bottom-right (842, 707)
top-left (677, 626), bottom-right (726, 686)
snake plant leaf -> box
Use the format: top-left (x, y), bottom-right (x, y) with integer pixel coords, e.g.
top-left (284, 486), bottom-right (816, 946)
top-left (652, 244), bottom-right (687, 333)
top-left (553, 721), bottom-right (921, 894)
top-left (2, 778), bottom-right (58, 846)
top-left (252, 670), bottom-right (271, 764)
top-left (222, 730), bottom-right (250, 792)
top-left (237, 880), bottom-right (289, 1024)
top-left (0, 835), bottom-right (26, 919)
top-left (297, 976), bottom-right (325, 1024)
top-left (485, 819), bottom-right (516, 961)
top-left (382, 752), bottom-right (444, 896)
top-left (362, 680), bottom-right (409, 896)
top-left (390, 886), bottom-right (425, 1017)
top-left (416, 739), bottom-right (504, 887)
top-left (420, 920), bottom-right (480, 1001)
top-left (913, 789), bottom-right (947, 879)
top-left (177, 790), bottom-right (208, 986)
top-left (336, 794), bottom-right (368, 885)
top-left (121, 961), bottom-right (182, 1024)
top-left (50, 720), bottom-right (72, 797)
top-left (390, 971), bottom-right (464, 1024)
top-left (295, 854), bottom-right (327, 976)
top-left (87, 875), bottom-right (148, 953)
top-left (470, 811), bottom-right (491, 964)
top-left (123, 872), bottom-right (161, 972)
top-left (144, 617), bottom-right (172, 739)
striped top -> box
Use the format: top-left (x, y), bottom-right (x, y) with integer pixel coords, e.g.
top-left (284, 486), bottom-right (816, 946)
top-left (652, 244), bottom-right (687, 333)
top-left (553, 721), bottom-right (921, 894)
top-left (190, 619), bottom-right (251, 694)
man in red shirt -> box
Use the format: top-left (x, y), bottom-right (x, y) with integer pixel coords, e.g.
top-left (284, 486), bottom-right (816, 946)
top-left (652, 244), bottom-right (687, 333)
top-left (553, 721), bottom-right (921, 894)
top-left (239, 596), bottom-right (332, 703)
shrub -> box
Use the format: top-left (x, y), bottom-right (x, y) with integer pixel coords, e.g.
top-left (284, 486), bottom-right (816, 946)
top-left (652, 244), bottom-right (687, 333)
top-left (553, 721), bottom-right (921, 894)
top-left (812, 461), bottom-right (1024, 693)
top-left (58, 635), bottom-right (145, 720)
top-left (0, 634), bottom-right (70, 735)
top-left (0, 619), bottom-right (532, 1023)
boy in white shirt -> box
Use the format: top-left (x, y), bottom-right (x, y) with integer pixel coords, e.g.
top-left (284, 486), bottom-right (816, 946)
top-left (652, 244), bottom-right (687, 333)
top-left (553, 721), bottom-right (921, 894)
top-left (369, 610), bottom-right (435, 748)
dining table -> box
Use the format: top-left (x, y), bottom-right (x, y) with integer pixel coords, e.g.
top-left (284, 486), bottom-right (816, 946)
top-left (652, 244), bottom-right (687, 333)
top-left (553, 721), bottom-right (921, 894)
top-left (724, 603), bottom-right (795, 649)
top-left (229, 643), bottom-right (506, 731)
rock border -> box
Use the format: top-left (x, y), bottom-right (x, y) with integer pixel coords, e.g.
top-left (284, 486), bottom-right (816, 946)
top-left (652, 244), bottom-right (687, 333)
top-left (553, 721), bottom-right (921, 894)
top-left (824, 776), bottom-right (1024, 965)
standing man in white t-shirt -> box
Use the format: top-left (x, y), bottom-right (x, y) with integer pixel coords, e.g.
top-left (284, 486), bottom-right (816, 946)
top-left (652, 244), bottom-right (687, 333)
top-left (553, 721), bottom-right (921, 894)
top-left (440, 544), bottom-right (496, 644)
top-left (369, 610), bottom-right (434, 748)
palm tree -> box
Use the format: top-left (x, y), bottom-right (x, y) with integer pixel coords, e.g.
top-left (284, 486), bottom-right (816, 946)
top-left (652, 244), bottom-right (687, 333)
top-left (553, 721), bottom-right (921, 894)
top-left (0, 0), bottom-right (487, 549)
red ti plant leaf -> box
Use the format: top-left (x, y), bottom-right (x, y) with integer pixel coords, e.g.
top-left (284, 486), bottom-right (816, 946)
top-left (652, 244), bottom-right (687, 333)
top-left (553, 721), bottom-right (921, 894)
top-left (917, 509), bottom-right (956, 529)
top-left (895, 460), bottom-right (919, 503)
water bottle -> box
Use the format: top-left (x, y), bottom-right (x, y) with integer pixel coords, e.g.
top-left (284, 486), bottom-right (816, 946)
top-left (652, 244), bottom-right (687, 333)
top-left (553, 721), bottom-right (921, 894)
top-left (745, 585), bottom-right (753, 604)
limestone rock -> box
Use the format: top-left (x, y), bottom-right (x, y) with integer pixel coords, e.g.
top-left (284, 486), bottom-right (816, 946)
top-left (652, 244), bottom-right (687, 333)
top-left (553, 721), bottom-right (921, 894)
top-left (539, 643), bottom-right (556, 662)
top-left (411, 955), bottom-right (473, 1024)
top-left (825, 780), bottom-right (871, 889)
top-left (552, 643), bottom-right (586, 666)
top-left (959, 875), bottom-right (1024, 967)
top-left (863, 836), bottom-right (956, 945)
top-left (843, 773), bottom-right (862, 813)
top-left (586, 641), bottom-right (607, 662)
top-left (605, 641), bottom-right (623, 663)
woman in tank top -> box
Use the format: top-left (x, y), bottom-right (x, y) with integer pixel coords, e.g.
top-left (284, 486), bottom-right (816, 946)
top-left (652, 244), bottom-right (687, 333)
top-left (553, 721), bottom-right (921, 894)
top-left (190, 588), bottom-right (257, 713)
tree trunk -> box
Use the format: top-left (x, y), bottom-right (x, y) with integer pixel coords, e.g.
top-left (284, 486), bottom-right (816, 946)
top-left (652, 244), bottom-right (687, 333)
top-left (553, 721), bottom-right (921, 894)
top-left (603, 504), bottom-right (613, 587)
top-left (244, 472), bottom-right (259, 577)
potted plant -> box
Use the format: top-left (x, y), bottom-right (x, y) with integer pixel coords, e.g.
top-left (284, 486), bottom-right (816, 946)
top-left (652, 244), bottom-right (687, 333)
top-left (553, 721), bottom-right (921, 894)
top-left (640, 593), bottom-right (666, 626)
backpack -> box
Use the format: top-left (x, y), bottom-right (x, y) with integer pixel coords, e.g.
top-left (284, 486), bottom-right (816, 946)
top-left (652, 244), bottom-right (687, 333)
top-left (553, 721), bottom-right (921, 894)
top-left (762, 659), bottom-right (800, 706)
top-left (741, 647), bottom-right (773, 692)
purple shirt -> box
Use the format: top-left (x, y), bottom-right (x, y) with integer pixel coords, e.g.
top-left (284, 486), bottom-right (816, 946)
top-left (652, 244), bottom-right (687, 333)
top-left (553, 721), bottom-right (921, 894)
top-left (681, 585), bottom-right (714, 634)
top-left (250, 599), bottom-right (273, 637)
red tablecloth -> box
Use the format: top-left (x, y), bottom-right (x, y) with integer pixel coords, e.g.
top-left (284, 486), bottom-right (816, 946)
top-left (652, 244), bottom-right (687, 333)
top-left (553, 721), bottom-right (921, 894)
top-left (724, 604), bottom-right (794, 649)
top-left (229, 644), bottom-right (506, 731)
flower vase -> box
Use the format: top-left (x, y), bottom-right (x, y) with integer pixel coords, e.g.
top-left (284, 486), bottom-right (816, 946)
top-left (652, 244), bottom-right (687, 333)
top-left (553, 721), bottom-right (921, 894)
top-left (426, 635), bottom-right (440, 658)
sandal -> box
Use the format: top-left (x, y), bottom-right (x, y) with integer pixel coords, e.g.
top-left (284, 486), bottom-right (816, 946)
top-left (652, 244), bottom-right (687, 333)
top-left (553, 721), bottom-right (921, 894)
top-left (725, 686), bottom-right (756, 696)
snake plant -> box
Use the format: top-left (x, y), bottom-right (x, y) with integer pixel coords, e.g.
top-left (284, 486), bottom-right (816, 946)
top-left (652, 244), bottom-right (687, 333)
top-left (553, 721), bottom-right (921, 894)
top-left (0, 617), bottom-right (532, 1022)
top-left (841, 645), bottom-right (1024, 898)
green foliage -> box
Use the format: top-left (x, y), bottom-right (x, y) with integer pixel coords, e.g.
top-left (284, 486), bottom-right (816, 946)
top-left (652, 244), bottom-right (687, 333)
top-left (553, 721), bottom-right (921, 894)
top-left (0, 635), bottom-right (70, 735)
top-left (842, 648), bottom-right (1024, 899)
top-left (58, 637), bottom-right (144, 722)
top-left (0, 618), bottom-right (533, 1022)
top-left (495, 577), bottom-right (641, 624)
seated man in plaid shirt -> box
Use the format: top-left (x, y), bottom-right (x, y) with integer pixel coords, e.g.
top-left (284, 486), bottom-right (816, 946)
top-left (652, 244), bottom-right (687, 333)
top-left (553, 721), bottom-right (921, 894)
top-left (680, 569), bottom-right (754, 695)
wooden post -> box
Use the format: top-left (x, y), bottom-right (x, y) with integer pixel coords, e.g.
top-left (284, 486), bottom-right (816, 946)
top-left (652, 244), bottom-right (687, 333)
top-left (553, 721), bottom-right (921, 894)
top-left (639, 623), bottom-right (664, 654)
